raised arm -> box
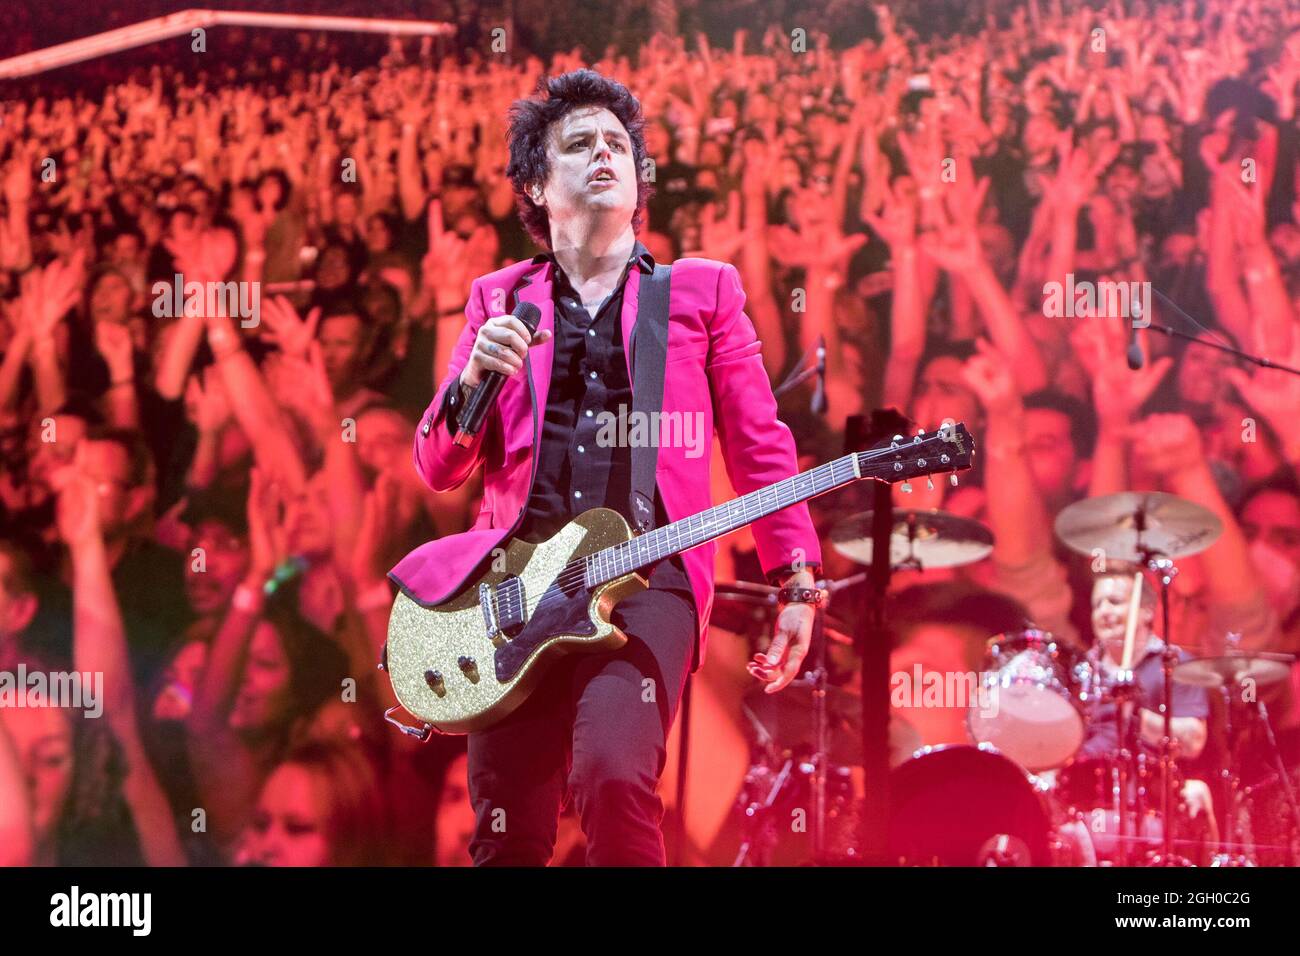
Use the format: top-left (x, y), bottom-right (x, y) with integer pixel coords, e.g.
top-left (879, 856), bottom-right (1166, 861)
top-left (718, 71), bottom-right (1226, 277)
top-left (52, 449), bottom-right (185, 866)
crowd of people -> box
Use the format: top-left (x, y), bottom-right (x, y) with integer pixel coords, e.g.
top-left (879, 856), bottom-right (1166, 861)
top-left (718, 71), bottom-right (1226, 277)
top-left (2, 0), bottom-right (1300, 866)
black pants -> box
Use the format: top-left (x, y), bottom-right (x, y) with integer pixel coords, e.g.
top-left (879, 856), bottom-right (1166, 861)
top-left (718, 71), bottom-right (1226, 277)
top-left (466, 579), bottom-right (696, 866)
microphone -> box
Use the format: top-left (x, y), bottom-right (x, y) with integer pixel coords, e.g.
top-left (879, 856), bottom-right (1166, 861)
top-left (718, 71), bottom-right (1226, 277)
top-left (810, 335), bottom-right (828, 415)
top-left (1126, 321), bottom-right (1144, 371)
top-left (454, 301), bottom-right (542, 447)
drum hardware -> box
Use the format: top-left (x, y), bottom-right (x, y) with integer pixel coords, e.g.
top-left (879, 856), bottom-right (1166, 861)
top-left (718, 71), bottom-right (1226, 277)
top-left (1174, 645), bottom-right (1298, 865)
top-left (1055, 492), bottom-right (1224, 866)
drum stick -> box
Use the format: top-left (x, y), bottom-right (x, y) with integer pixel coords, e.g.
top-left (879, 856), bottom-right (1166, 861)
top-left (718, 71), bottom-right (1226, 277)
top-left (1120, 570), bottom-right (1143, 671)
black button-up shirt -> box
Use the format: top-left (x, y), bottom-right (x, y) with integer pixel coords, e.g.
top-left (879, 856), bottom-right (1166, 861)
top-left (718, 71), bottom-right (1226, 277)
top-left (520, 240), bottom-right (693, 599)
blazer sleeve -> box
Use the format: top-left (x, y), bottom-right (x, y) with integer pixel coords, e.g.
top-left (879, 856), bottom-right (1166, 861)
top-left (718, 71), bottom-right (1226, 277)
top-left (705, 262), bottom-right (823, 578)
top-left (412, 278), bottom-right (497, 493)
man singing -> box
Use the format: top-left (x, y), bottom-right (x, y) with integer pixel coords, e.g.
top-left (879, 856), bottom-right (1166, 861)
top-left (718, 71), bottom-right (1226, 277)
top-left (389, 70), bottom-right (821, 865)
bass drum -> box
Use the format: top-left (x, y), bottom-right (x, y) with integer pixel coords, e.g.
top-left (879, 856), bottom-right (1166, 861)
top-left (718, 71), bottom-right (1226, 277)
top-left (889, 744), bottom-right (1057, 866)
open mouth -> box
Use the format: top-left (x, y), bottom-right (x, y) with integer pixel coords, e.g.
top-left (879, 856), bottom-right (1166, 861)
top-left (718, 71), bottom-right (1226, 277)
top-left (588, 166), bottom-right (616, 183)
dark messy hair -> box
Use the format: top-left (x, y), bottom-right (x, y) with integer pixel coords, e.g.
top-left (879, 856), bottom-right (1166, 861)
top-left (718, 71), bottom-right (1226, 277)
top-left (505, 69), bottom-right (654, 250)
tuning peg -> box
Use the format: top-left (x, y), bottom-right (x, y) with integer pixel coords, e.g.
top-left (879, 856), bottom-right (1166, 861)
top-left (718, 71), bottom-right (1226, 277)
top-left (901, 481), bottom-right (913, 493)
top-left (949, 473), bottom-right (959, 487)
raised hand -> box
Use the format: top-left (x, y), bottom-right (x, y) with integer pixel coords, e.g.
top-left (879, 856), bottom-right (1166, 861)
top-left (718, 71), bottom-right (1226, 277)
top-left (863, 175), bottom-right (918, 249)
top-left (687, 193), bottom-right (750, 261)
top-left (246, 466), bottom-right (288, 582)
top-left (17, 250), bottom-right (86, 342)
top-left (1050, 131), bottom-right (1119, 211)
top-left (960, 338), bottom-right (1022, 418)
top-left (260, 296), bottom-right (322, 359)
top-left (49, 443), bottom-right (102, 546)
top-left (93, 321), bottom-right (135, 383)
top-left (1225, 338), bottom-right (1300, 450)
top-left (421, 198), bottom-right (474, 314)
top-left (1070, 318), bottom-right (1173, 434)
top-left (185, 368), bottom-right (233, 434)
top-left (164, 222), bottom-right (237, 285)
top-left (1134, 413), bottom-right (1205, 477)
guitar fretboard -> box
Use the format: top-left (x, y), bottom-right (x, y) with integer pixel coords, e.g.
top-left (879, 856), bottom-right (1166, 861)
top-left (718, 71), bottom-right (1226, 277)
top-left (580, 454), bottom-right (862, 588)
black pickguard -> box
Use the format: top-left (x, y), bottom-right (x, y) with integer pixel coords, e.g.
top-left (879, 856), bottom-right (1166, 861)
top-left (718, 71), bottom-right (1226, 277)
top-left (493, 574), bottom-right (596, 683)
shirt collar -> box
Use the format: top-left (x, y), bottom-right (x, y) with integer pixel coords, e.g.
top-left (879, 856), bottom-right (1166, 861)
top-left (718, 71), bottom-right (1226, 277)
top-left (531, 239), bottom-right (656, 276)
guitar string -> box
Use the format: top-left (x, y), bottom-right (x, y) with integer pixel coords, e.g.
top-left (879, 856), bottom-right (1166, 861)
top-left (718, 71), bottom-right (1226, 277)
top-left (504, 455), bottom-right (859, 619)
top-left (495, 435), bottom-right (961, 621)
top-left (502, 439), bottom-right (956, 620)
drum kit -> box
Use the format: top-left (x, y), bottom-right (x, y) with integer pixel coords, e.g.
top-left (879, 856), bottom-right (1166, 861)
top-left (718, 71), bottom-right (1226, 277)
top-left (725, 491), bottom-right (1300, 866)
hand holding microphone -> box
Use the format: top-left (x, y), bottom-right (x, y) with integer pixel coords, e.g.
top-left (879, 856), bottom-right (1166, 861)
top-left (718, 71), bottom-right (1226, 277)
top-left (454, 302), bottom-right (549, 446)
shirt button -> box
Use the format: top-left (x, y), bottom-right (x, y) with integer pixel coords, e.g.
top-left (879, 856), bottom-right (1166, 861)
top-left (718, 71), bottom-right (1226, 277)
top-left (585, 409), bottom-right (593, 417)
top-left (589, 371), bottom-right (597, 379)
top-left (588, 329), bottom-right (596, 337)
top-left (573, 490), bottom-right (583, 499)
top-left (577, 445), bottom-right (585, 453)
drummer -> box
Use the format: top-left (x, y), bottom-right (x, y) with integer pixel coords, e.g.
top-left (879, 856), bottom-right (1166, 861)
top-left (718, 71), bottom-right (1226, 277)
top-left (1080, 568), bottom-right (1209, 762)
top-left (1053, 568), bottom-right (1217, 863)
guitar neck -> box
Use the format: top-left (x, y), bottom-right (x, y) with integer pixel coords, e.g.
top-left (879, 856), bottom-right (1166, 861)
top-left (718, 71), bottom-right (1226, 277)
top-left (581, 454), bottom-right (862, 589)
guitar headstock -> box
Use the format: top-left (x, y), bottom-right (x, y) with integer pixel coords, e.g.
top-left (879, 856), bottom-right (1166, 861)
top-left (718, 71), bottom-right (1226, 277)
top-left (854, 422), bottom-right (975, 491)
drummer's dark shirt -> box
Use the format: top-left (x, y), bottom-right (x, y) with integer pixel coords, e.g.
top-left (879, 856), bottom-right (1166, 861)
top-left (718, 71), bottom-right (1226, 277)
top-left (1079, 644), bottom-right (1210, 759)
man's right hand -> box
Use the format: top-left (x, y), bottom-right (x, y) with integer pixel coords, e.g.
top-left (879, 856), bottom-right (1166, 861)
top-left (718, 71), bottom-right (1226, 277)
top-left (461, 314), bottom-right (552, 388)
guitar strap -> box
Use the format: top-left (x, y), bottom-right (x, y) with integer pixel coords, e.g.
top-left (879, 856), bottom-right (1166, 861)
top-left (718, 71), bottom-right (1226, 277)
top-left (628, 262), bottom-right (672, 534)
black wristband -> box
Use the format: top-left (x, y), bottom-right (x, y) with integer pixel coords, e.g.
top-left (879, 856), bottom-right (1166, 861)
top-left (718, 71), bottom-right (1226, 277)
top-left (776, 585), bottom-right (823, 607)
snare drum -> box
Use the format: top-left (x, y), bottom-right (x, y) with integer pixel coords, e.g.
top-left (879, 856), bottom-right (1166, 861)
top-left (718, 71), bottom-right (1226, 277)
top-left (968, 629), bottom-right (1086, 772)
top-left (889, 744), bottom-right (1057, 866)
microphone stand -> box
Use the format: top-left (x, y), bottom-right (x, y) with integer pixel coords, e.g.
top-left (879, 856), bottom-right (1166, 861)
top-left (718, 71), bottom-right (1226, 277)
top-left (1141, 312), bottom-right (1300, 378)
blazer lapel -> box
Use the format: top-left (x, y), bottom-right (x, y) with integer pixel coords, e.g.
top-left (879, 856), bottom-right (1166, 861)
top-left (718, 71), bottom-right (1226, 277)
top-left (515, 261), bottom-right (555, 436)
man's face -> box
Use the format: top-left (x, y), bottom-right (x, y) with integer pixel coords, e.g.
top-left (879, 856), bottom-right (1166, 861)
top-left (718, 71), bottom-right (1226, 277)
top-left (1091, 575), bottom-right (1153, 658)
top-left (356, 409), bottom-right (410, 476)
top-left (913, 356), bottom-right (980, 432)
top-left (536, 106), bottom-right (638, 235)
top-left (79, 439), bottom-right (142, 538)
top-left (1023, 408), bottom-right (1078, 504)
top-left (184, 519), bottom-right (249, 616)
top-left (1177, 338), bottom-right (1236, 408)
top-left (1241, 491), bottom-right (1300, 570)
top-left (90, 271), bottom-right (132, 325)
top-left (318, 315), bottom-right (367, 389)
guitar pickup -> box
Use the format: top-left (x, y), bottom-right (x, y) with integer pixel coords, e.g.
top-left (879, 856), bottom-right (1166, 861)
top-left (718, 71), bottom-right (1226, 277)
top-left (480, 582), bottom-right (499, 639)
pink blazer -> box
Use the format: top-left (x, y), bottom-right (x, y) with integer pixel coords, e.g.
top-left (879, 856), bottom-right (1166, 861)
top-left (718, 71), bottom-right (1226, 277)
top-left (388, 255), bottom-right (821, 663)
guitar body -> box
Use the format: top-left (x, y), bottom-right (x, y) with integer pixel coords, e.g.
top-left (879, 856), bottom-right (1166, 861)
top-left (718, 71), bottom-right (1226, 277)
top-left (386, 508), bottom-right (647, 733)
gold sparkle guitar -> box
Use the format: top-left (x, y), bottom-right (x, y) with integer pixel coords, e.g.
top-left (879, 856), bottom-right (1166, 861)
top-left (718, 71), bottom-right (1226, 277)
top-left (384, 423), bottom-right (974, 736)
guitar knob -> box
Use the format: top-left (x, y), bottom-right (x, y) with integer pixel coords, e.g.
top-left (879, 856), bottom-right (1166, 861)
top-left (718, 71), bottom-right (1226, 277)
top-left (901, 482), bottom-right (913, 494)
top-left (950, 473), bottom-right (959, 487)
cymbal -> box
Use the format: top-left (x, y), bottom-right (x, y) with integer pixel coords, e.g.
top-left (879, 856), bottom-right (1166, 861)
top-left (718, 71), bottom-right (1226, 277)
top-left (711, 581), bottom-right (852, 644)
top-left (830, 509), bottom-right (994, 570)
top-left (1173, 652), bottom-right (1295, 690)
top-left (1054, 491), bottom-right (1222, 562)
